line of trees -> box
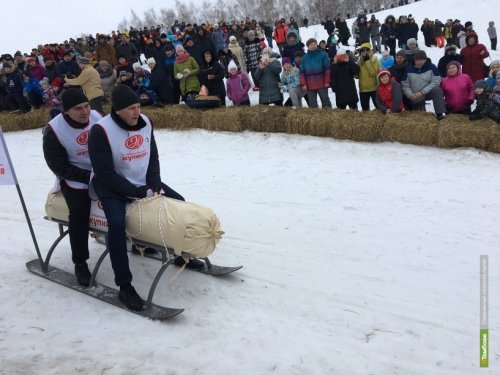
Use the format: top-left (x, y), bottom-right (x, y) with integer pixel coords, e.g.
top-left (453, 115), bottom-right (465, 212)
top-left (116, 0), bottom-right (404, 31)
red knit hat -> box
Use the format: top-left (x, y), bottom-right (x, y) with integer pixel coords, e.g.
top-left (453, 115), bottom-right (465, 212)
top-left (377, 69), bottom-right (391, 81)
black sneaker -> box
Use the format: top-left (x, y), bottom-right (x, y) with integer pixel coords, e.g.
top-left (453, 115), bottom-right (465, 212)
top-left (119, 285), bottom-right (145, 311)
top-left (436, 113), bottom-right (446, 121)
top-left (74, 262), bottom-right (91, 287)
top-left (174, 256), bottom-right (205, 270)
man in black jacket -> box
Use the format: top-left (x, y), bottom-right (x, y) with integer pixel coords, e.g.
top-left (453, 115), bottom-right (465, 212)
top-left (42, 88), bottom-right (103, 286)
top-left (88, 85), bottom-right (201, 311)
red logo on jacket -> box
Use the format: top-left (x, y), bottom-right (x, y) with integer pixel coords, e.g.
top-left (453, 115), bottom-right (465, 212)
top-left (76, 131), bottom-right (90, 145)
top-left (125, 135), bottom-right (144, 149)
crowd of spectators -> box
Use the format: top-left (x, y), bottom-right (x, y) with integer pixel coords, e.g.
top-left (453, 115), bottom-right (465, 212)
top-left (0, 12), bottom-right (499, 123)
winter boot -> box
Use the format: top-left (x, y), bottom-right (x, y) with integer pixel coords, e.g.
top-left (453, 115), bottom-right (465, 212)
top-left (74, 262), bottom-right (92, 287)
top-left (174, 256), bottom-right (205, 270)
top-left (119, 284), bottom-right (145, 311)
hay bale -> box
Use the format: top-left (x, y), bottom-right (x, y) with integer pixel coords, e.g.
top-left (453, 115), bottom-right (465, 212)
top-left (142, 105), bottom-right (202, 130)
top-left (381, 111), bottom-right (438, 146)
top-left (284, 108), bottom-right (337, 136)
top-left (0, 109), bottom-right (51, 132)
top-left (239, 105), bottom-right (290, 133)
top-left (437, 114), bottom-right (495, 150)
top-left (488, 125), bottom-right (500, 154)
top-left (333, 109), bottom-right (385, 142)
top-left (201, 106), bottom-right (243, 132)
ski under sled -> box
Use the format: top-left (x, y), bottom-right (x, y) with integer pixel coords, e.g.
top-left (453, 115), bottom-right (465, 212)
top-left (26, 216), bottom-right (239, 319)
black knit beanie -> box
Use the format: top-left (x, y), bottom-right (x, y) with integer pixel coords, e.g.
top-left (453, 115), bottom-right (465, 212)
top-left (62, 88), bottom-right (89, 111)
top-left (111, 84), bottom-right (140, 111)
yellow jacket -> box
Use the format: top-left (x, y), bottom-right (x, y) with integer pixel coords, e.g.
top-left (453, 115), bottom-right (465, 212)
top-left (65, 64), bottom-right (103, 100)
top-left (358, 43), bottom-right (380, 93)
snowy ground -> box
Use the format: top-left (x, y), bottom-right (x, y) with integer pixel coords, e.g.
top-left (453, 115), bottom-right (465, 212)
top-left (0, 127), bottom-right (499, 374)
top-left (1, 1), bottom-right (499, 374)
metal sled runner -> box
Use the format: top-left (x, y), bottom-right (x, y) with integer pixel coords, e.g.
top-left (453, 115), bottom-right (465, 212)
top-left (26, 217), bottom-right (242, 320)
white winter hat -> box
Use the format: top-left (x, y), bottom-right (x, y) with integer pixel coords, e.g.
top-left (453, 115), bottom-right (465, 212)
top-left (229, 35), bottom-right (237, 42)
top-left (132, 62), bottom-right (141, 70)
top-left (228, 60), bottom-right (237, 72)
top-left (262, 46), bottom-right (273, 55)
top-left (146, 57), bottom-right (156, 65)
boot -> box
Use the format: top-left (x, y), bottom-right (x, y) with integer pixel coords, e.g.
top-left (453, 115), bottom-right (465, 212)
top-left (119, 284), bottom-right (145, 311)
top-left (74, 262), bottom-right (91, 287)
top-left (174, 256), bottom-right (205, 270)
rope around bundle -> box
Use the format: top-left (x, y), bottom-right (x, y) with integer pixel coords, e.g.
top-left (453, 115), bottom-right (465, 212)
top-left (125, 195), bottom-right (224, 279)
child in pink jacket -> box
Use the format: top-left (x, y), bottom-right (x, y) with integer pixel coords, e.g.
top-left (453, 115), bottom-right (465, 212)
top-left (226, 60), bottom-right (251, 105)
top-left (440, 61), bottom-right (475, 114)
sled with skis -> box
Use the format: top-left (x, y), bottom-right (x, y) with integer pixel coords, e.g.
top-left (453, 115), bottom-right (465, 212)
top-left (26, 193), bottom-right (242, 320)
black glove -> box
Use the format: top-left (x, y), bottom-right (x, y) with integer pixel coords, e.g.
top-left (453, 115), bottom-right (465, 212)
top-left (135, 185), bottom-right (149, 198)
top-left (151, 185), bottom-right (162, 194)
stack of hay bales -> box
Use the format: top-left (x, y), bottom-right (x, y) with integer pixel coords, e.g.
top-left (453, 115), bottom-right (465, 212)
top-left (284, 108), bottom-right (335, 136)
top-left (437, 114), bottom-right (496, 150)
top-left (333, 109), bottom-right (385, 142)
top-left (201, 106), bottom-right (243, 132)
top-left (381, 111), bottom-right (439, 146)
top-left (239, 105), bottom-right (290, 133)
top-left (143, 105), bottom-right (202, 130)
top-left (0, 109), bottom-right (51, 131)
top-left (488, 124), bottom-right (500, 153)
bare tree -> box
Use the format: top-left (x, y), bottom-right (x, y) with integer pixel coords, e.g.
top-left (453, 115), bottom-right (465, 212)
top-left (143, 8), bottom-right (159, 27)
top-left (159, 8), bottom-right (177, 28)
top-left (129, 9), bottom-right (144, 28)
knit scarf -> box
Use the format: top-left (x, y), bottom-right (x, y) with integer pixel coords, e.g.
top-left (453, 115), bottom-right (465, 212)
top-left (175, 52), bottom-right (191, 64)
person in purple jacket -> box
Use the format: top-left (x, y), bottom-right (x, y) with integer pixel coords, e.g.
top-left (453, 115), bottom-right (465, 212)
top-left (440, 61), bottom-right (475, 114)
top-left (226, 60), bottom-right (251, 105)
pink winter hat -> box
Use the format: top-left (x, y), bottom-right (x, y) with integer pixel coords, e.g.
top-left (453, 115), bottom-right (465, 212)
top-left (175, 44), bottom-right (185, 53)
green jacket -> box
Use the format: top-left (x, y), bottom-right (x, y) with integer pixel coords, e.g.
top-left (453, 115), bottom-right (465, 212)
top-left (174, 56), bottom-right (201, 95)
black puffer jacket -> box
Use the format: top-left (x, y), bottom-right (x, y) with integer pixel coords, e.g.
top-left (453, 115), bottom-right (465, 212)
top-left (330, 60), bottom-right (360, 105)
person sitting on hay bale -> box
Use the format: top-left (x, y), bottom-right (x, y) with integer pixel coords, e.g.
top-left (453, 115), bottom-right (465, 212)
top-left (173, 44), bottom-right (200, 101)
top-left (226, 60), bottom-right (251, 106)
top-left (469, 73), bottom-right (500, 123)
top-left (440, 61), bottom-right (475, 115)
top-left (401, 50), bottom-right (447, 120)
top-left (375, 69), bottom-right (404, 114)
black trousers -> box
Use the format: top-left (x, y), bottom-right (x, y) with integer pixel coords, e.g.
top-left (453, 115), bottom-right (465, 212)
top-left (60, 182), bottom-right (91, 265)
top-left (100, 183), bottom-right (184, 286)
top-left (360, 91), bottom-right (377, 111)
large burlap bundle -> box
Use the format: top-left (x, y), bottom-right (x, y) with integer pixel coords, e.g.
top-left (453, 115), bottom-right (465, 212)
top-left (45, 192), bottom-right (109, 232)
top-left (45, 192), bottom-right (223, 259)
top-left (45, 192), bottom-right (69, 222)
top-left (126, 196), bottom-right (223, 258)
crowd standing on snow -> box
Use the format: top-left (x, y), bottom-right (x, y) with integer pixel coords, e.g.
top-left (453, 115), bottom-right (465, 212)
top-left (1, 12), bottom-right (499, 123)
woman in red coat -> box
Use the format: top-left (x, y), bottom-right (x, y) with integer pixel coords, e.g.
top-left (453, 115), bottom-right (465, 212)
top-left (460, 32), bottom-right (489, 83)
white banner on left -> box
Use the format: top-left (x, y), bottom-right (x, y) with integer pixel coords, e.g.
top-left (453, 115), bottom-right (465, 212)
top-left (0, 127), bottom-right (18, 186)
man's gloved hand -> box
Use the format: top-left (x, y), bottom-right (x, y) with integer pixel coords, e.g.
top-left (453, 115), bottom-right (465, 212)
top-left (135, 185), bottom-right (149, 198)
